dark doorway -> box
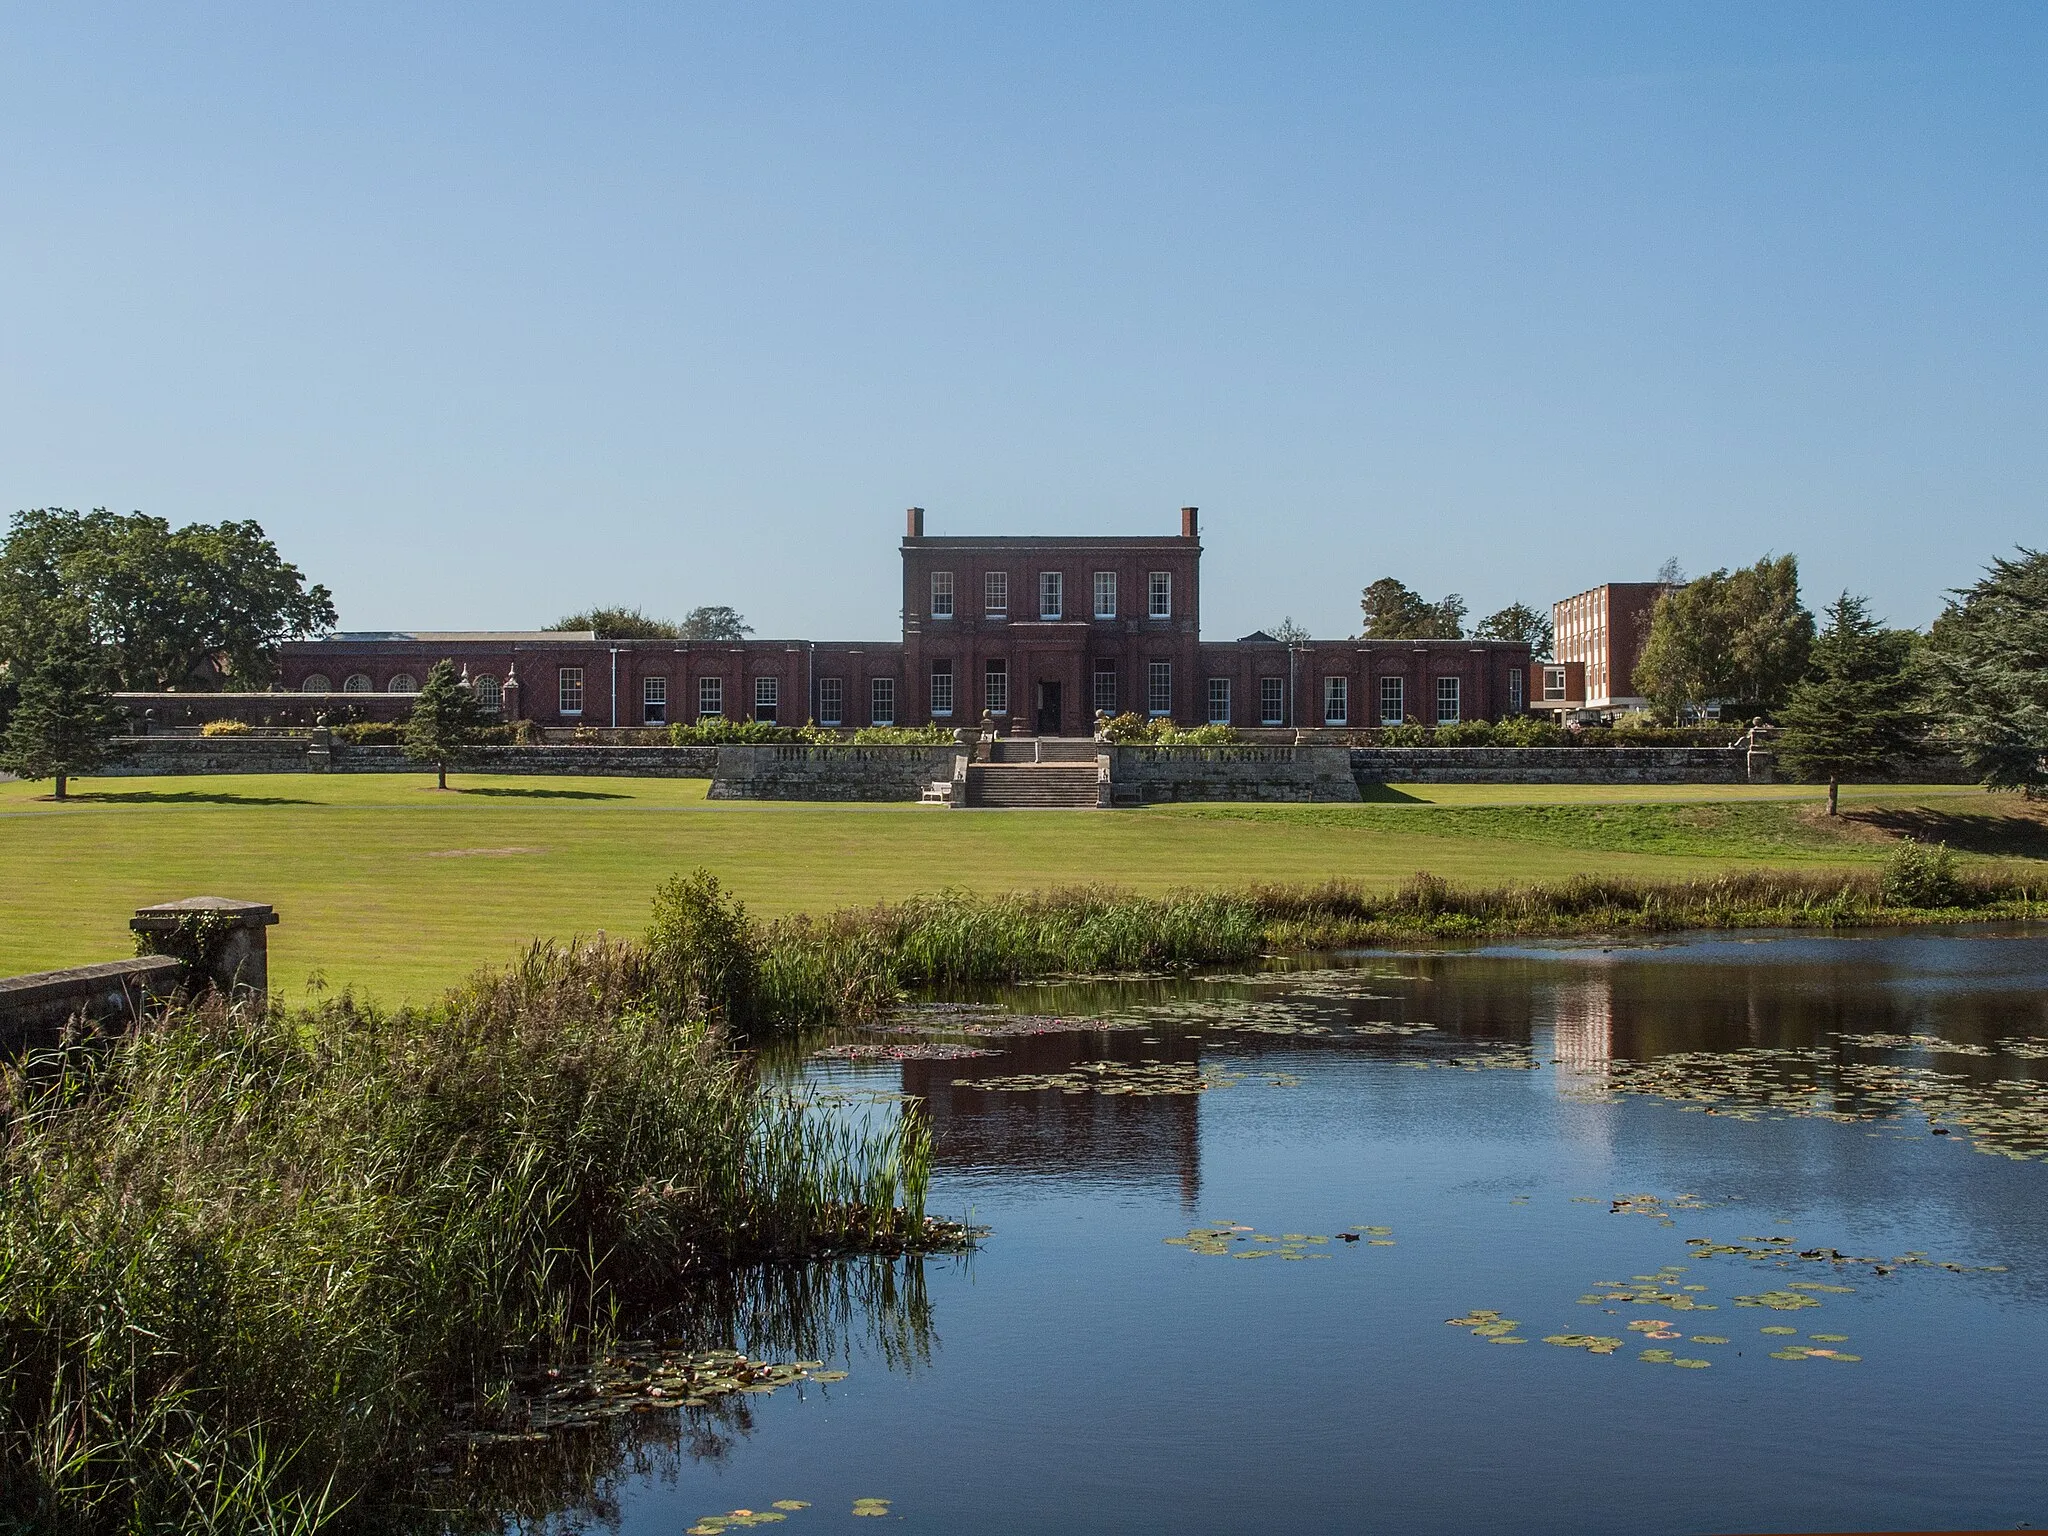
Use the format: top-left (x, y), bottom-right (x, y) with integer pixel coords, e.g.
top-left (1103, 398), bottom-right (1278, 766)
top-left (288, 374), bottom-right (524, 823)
top-left (1036, 681), bottom-right (1062, 736)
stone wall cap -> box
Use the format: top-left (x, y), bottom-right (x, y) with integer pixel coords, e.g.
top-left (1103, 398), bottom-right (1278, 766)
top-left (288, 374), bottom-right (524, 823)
top-left (131, 897), bottom-right (278, 928)
top-left (0, 955), bottom-right (182, 1003)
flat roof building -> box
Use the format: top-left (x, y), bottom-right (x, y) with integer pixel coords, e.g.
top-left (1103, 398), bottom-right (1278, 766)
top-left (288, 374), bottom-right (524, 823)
top-left (281, 509), bottom-right (1535, 733)
top-left (1540, 582), bottom-right (1669, 716)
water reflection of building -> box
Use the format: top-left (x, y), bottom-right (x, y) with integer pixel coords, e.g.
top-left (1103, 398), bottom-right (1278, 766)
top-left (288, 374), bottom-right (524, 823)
top-left (1545, 976), bottom-right (1615, 1100)
top-left (899, 1038), bottom-right (1202, 1207)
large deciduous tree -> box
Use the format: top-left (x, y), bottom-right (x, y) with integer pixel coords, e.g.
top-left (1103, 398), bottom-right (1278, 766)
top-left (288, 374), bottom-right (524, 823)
top-left (404, 659), bottom-right (488, 791)
top-left (0, 620), bottom-right (127, 800)
top-left (546, 606), bottom-right (679, 639)
top-left (1775, 594), bottom-right (1922, 815)
top-left (1359, 579), bottom-right (1465, 639)
top-left (678, 606), bottom-right (753, 641)
top-left (1473, 602), bottom-right (1554, 656)
top-left (1919, 547), bottom-right (2048, 797)
top-left (0, 508), bottom-right (335, 690)
top-left (1633, 555), bottom-right (1813, 720)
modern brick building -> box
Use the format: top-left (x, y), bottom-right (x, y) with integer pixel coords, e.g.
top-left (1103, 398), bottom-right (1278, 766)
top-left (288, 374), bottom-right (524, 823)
top-left (1538, 582), bottom-right (1669, 717)
top-left (279, 509), bottom-right (1535, 732)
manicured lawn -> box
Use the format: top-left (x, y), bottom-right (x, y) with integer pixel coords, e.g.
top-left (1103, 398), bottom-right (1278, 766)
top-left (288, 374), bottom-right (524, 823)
top-left (0, 774), bottom-right (2029, 1002)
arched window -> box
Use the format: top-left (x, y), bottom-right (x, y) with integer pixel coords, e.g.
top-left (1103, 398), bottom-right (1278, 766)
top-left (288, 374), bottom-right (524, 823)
top-left (474, 675), bottom-right (501, 712)
top-left (387, 673), bottom-right (419, 694)
top-left (300, 674), bottom-right (332, 693)
top-left (343, 674), bottom-right (373, 693)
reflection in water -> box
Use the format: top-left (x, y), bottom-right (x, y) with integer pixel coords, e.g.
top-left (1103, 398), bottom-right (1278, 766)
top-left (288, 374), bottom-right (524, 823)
top-left (508, 926), bottom-right (2048, 1535)
top-left (437, 1255), bottom-right (945, 1534)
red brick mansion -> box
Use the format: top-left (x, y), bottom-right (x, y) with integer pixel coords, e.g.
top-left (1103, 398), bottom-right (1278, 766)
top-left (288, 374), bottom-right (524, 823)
top-left (279, 509), bottom-right (1534, 733)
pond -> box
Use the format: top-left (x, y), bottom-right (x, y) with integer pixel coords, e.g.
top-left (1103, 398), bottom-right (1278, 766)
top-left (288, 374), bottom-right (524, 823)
top-left (516, 927), bottom-right (2048, 1535)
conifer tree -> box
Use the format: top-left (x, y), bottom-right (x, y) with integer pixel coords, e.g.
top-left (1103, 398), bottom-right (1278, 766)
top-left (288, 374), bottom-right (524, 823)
top-left (404, 658), bottom-right (486, 790)
top-left (0, 620), bottom-right (126, 800)
top-left (1776, 594), bottom-right (1921, 815)
top-left (1919, 547), bottom-right (2048, 797)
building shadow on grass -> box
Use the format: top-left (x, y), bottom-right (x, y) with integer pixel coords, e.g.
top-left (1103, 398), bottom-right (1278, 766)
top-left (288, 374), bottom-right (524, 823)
top-left (1847, 804), bottom-right (2048, 860)
top-left (1356, 782), bottom-right (1428, 804)
top-left (70, 789), bottom-right (320, 807)
top-left (455, 786), bottom-right (630, 801)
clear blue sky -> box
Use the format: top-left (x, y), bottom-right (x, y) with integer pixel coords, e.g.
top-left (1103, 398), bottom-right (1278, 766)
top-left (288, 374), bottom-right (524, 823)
top-left (2, 4), bottom-right (2041, 640)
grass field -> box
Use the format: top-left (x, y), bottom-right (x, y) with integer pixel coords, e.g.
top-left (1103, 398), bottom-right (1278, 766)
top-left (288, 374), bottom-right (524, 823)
top-left (2, 773), bottom-right (2036, 1001)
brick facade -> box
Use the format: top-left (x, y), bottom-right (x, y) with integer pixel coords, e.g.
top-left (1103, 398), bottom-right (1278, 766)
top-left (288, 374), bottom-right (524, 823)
top-left (280, 508), bottom-right (1535, 731)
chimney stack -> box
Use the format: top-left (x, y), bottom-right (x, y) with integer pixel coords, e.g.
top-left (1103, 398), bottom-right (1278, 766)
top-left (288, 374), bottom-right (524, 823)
top-left (1180, 506), bottom-right (1199, 539)
top-left (906, 506), bottom-right (925, 538)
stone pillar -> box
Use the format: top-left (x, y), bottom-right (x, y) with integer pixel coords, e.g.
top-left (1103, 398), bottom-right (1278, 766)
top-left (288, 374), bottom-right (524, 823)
top-left (307, 725), bottom-right (334, 772)
top-left (131, 898), bottom-right (279, 1004)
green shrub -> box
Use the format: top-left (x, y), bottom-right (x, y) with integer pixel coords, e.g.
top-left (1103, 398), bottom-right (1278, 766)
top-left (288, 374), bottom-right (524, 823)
top-left (199, 718), bottom-right (252, 736)
top-left (1378, 722), bottom-right (1428, 746)
top-left (667, 717), bottom-right (805, 746)
top-left (1490, 714), bottom-right (1566, 746)
top-left (849, 724), bottom-right (953, 744)
top-left (1881, 840), bottom-right (1964, 908)
top-left (331, 722), bottom-right (402, 746)
top-left (645, 869), bottom-right (761, 1026)
top-left (1430, 720), bottom-right (1495, 746)
top-left (1097, 714), bottom-right (1240, 745)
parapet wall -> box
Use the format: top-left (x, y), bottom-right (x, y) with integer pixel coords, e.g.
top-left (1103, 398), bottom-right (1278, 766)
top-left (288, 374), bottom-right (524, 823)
top-left (1106, 745), bottom-right (1362, 804)
top-left (707, 744), bottom-right (962, 801)
top-left (1350, 746), bottom-right (1749, 784)
top-left (100, 737), bottom-right (720, 778)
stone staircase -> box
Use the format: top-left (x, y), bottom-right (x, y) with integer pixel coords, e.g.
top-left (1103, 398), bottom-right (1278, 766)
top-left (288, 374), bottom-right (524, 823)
top-left (966, 761), bottom-right (1100, 809)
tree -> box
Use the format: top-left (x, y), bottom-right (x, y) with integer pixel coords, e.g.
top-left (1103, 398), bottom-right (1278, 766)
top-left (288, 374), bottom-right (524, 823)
top-left (1919, 547), bottom-right (2048, 797)
top-left (0, 621), bottom-right (126, 799)
top-left (546, 606), bottom-right (678, 639)
top-left (678, 606), bottom-right (754, 641)
top-left (404, 659), bottom-right (487, 790)
top-left (1633, 555), bottom-right (1813, 720)
top-left (1474, 602), bottom-right (1554, 656)
top-left (1270, 617), bottom-right (1312, 644)
top-left (1776, 594), bottom-right (1922, 815)
top-left (1359, 578), bottom-right (1465, 639)
top-left (0, 508), bottom-right (335, 690)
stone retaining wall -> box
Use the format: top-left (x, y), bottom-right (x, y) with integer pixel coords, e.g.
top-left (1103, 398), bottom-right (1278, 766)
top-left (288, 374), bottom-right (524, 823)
top-left (1350, 746), bottom-right (1750, 784)
top-left (1106, 745), bottom-right (1362, 804)
top-left (0, 956), bottom-right (185, 1056)
top-left (707, 744), bottom-right (963, 800)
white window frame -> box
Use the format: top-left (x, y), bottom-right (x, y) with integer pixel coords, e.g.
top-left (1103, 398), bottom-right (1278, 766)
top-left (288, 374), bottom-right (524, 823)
top-left (557, 668), bottom-right (583, 715)
top-left (985, 659), bottom-right (1008, 716)
top-left (1146, 660), bottom-right (1172, 718)
top-left (1379, 676), bottom-right (1405, 725)
top-left (1039, 571), bottom-right (1063, 621)
top-left (985, 570), bottom-right (1008, 617)
top-left (1436, 675), bottom-right (1461, 724)
top-left (1148, 571), bottom-right (1172, 619)
top-left (1207, 677), bottom-right (1231, 725)
top-left (1508, 669), bottom-right (1525, 712)
top-left (930, 570), bottom-right (954, 619)
top-left (1323, 676), bottom-right (1348, 726)
top-left (342, 673), bottom-right (372, 693)
top-left (817, 676), bottom-right (843, 726)
top-left (475, 675), bottom-right (501, 713)
top-left (754, 675), bottom-right (779, 722)
top-left (641, 675), bottom-right (667, 726)
top-left (930, 661), bottom-right (954, 717)
top-left (1093, 570), bottom-right (1117, 619)
top-left (1543, 666), bottom-right (1567, 701)
top-left (870, 676), bottom-right (895, 725)
top-left (300, 673), bottom-right (331, 693)
top-left (388, 673), bottom-right (419, 695)
top-left (1260, 676), bottom-right (1285, 726)
top-left (1093, 665), bottom-right (1117, 715)
top-left (698, 676), bottom-right (723, 719)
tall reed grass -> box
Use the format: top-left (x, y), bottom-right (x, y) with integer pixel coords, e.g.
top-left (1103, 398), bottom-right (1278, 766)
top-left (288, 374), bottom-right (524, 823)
top-left (0, 937), bottom-right (932, 1534)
